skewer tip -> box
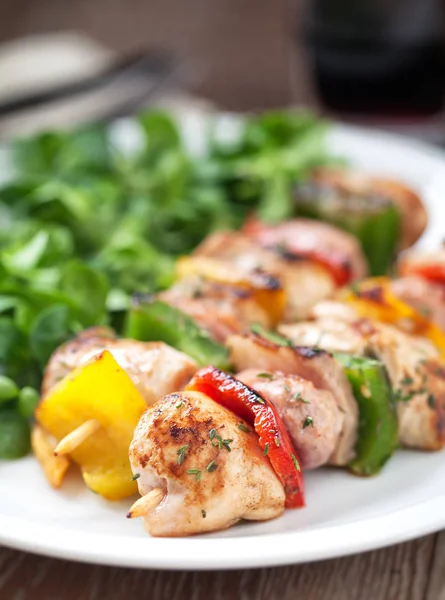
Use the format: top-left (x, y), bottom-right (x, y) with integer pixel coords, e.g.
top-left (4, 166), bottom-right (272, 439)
top-left (54, 419), bottom-right (101, 456)
top-left (126, 488), bottom-right (163, 519)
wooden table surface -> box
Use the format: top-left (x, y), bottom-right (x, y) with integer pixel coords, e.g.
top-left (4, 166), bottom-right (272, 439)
top-left (0, 1), bottom-right (445, 598)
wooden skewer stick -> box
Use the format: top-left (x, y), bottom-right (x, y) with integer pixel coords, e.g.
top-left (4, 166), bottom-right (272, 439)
top-left (126, 488), bottom-right (164, 519)
top-left (31, 425), bottom-right (71, 489)
top-left (54, 419), bottom-right (101, 456)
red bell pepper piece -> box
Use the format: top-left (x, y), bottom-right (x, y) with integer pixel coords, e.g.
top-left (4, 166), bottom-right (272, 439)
top-left (402, 263), bottom-right (445, 286)
top-left (186, 365), bottom-right (305, 508)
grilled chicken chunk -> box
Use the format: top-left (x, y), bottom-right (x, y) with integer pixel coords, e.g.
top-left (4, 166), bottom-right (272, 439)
top-left (42, 327), bottom-right (198, 405)
top-left (279, 301), bottom-right (366, 355)
top-left (159, 276), bottom-right (271, 343)
top-left (129, 390), bottom-right (285, 536)
top-left (244, 217), bottom-right (368, 283)
top-left (227, 333), bottom-right (358, 465)
top-left (391, 276), bottom-right (445, 331)
top-left (193, 230), bottom-right (337, 321)
top-left (281, 307), bottom-right (445, 450)
top-left (236, 369), bottom-right (342, 469)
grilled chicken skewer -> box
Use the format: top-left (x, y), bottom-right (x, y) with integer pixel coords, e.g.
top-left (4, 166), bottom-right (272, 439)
top-left (35, 329), bottom-right (198, 499)
top-left (280, 301), bottom-right (445, 451)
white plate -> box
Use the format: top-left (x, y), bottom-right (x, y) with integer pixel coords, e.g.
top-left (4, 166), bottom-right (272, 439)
top-left (2, 123), bottom-right (445, 570)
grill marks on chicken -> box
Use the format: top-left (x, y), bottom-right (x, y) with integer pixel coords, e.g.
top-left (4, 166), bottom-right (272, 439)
top-left (236, 369), bottom-right (342, 469)
top-left (281, 306), bottom-right (445, 450)
top-left (42, 327), bottom-right (198, 405)
top-left (228, 333), bottom-right (359, 465)
top-left (244, 217), bottom-right (368, 284)
top-left (159, 276), bottom-right (271, 343)
top-left (192, 230), bottom-right (338, 321)
top-left (129, 391), bottom-right (285, 536)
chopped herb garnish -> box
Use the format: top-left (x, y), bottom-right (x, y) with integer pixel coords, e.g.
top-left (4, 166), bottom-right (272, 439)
top-left (428, 394), bottom-right (436, 409)
top-left (291, 454), bottom-right (301, 472)
top-left (350, 282), bottom-right (360, 295)
top-left (419, 304), bottom-right (431, 317)
top-left (294, 391), bottom-right (310, 404)
top-left (284, 383), bottom-right (291, 394)
top-left (206, 460), bottom-right (218, 472)
top-left (395, 385), bottom-right (427, 403)
top-left (201, 509), bottom-right (206, 518)
top-left (175, 401), bottom-right (183, 409)
top-left (254, 395), bottom-right (266, 405)
top-left (131, 473), bottom-right (140, 481)
top-left (400, 376), bottom-right (414, 386)
top-left (257, 372), bottom-right (274, 380)
top-left (303, 416), bottom-right (314, 429)
top-left (209, 428), bottom-right (216, 440)
top-left (212, 434), bottom-right (233, 452)
top-left (186, 468), bottom-right (202, 482)
top-left (263, 442), bottom-right (270, 456)
top-left (395, 389), bottom-right (413, 402)
top-left (177, 445), bottom-right (189, 465)
top-left (250, 323), bottom-right (292, 347)
top-left (274, 436), bottom-right (280, 447)
top-left (237, 423), bottom-right (251, 433)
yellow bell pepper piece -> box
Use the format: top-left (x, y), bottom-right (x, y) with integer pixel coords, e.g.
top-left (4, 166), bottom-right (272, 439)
top-left (343, 277), bottom-right (445, 360)
top-left (35, 350), bottom-right (147, 500)
top-left (176, 256), bottom-right (286, 327)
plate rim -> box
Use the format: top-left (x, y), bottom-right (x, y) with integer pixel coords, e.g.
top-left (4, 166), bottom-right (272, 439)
top-left (1, 492), bottom-right (445, 570)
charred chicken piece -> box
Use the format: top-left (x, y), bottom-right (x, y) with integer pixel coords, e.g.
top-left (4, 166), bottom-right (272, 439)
top-left (193, 230), bottom-right (337, 321)
top-left (244, 217), bottom-right (368, 285)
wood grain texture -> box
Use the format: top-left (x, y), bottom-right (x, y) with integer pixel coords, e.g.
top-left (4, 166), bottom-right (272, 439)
top-left (0, 0), bottom-right (306, 111)
top-left (0, 534), bottom-right (441, 600)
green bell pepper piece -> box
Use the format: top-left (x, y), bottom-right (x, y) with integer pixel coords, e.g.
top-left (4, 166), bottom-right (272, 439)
top-left (335, 353), bottom-right (398, 476)
top-left (294, 182), bottom-right (400, 276)
top-left (125, 299), bottom-right (231, 370)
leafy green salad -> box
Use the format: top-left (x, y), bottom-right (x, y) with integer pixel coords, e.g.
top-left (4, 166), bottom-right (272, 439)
top-left (0, 109), bottom-right (335, 458)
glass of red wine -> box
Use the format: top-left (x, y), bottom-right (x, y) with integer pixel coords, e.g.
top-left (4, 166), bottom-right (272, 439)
top-left (302, 0), bottom-right (445, 119)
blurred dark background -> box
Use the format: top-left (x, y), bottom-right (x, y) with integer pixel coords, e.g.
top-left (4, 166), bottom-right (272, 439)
top-left (0, 0), bottom-right (445, 136)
